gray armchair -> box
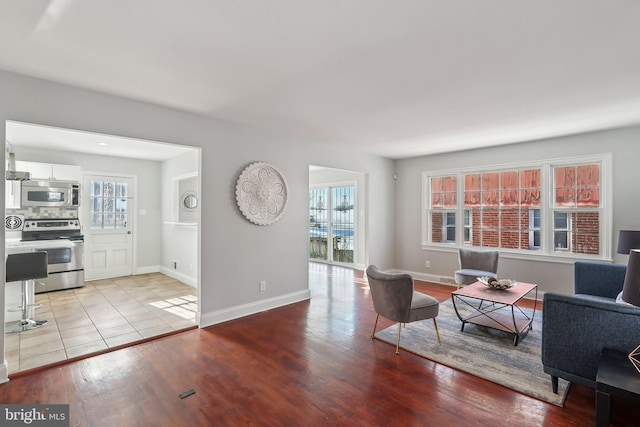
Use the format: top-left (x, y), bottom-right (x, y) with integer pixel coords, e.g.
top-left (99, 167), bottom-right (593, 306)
top-left (454, 248), bottom-right (499, 289)
top-left (366, 265), bottom-right (441, 354)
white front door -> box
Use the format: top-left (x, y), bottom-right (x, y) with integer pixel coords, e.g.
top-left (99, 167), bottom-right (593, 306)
top-left (82, 174), bottom-right (134, 280)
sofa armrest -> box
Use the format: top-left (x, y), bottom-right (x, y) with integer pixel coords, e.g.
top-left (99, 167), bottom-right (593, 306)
top-left (574, 261), bottom-right (626, 298)
top-left (542, 292), bottom-right (640, 388)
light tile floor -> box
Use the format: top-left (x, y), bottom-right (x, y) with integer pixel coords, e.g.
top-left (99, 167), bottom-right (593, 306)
top-left (5, 273), bottom-right (197, 374)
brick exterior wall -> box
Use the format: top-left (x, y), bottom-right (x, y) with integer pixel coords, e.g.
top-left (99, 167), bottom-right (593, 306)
top-left (432, 212), bottom-right (443, 243)
top-left (572, 211), bottom-right (600, 254)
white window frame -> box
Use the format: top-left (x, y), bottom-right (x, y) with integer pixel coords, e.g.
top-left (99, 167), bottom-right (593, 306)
top-left (421, 153), bottom-right (612, 262)
top-left (444, 212), bottom-right (456, 243)
top-left (463, 209), bottom-right (472, 244)
top-left (553, 211), bottom-right (571, 251)
top-left (529, 209), bottom-right (541, 250)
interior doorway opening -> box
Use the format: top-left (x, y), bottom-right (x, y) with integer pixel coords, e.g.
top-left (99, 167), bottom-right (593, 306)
top-left (309, 165), bottom-right (367, 270)
top-left (3, 120), bottom-right (201, 375)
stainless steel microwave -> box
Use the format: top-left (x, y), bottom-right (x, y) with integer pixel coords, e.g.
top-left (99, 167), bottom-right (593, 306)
top-left (21, 180), bottom-right (80, 208)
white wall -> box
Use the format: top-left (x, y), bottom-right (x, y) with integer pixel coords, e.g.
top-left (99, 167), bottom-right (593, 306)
top-left (161, 150), bottom-right (199, 286)
top-left (0, 69), bottom-right (395, 383)
top-left (10, 146), bottom-right (163, 270)
top-left (393, 126), bottom-right (640, 295)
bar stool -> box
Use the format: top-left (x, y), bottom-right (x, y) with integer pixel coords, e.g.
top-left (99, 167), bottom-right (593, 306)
top-left (5, 251), bottom-right (49, 333)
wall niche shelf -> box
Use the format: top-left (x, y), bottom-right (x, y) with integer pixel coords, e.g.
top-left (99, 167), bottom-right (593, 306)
top-left (169, 172), bottom-right (199, 225)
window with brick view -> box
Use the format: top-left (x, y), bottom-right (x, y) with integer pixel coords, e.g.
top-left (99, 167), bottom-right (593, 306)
top-left (464, 169), bottom-right (541, 250)
top-left (553, 164), bottom-right (600, 255)
top-left (430, 176), bottom-right (456, 243)
top-left (424, 157), bottom-right (606, 258)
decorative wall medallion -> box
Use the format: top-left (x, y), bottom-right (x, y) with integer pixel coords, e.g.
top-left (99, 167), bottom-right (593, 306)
top-left (235, 162), bottom-right (289, 225)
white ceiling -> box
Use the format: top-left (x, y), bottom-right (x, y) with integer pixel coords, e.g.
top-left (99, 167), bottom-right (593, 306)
top-left (6, 121), bottom-right (195, 161)
top-left (1, 1), bottom-right (639, 159)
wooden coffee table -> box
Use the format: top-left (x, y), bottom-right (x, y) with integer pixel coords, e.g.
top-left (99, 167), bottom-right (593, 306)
top-left (451, 280), bottom-right (538, 346)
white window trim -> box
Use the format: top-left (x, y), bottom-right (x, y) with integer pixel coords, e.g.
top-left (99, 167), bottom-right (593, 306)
top-left (421, 153), bottom-right (612, 261)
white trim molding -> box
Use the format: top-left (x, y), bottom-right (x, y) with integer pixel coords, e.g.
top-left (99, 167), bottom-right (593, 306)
top-left (0, 360), bottom-right (9, 384)
top-left (198, 290), bottom-right (311, 328)
top-left (159, 266), bottom-right (197, 288)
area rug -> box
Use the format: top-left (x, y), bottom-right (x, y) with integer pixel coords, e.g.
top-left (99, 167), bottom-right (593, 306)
top-left (374, 299), bottom-right (570, 406)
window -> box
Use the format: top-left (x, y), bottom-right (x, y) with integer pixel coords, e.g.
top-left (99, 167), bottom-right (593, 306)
top-left (423, 155), bottom-right (610, 259)
top-left (552, 164), bottom-right (600, 255)
top-left (463, 210), bottom-right (471, 244)
top-left (428, 176), bottom-right (457, 244)
top-left (445, 212), bottom-right (456, 242)
top-left (529, 209), bottom-right (541, 249)
top-left (554, 212), bottom-right (569, 250)
top-left (462, 168), bottom-right (541, 249)
top-left (90, 180), bottom-right (130, 229)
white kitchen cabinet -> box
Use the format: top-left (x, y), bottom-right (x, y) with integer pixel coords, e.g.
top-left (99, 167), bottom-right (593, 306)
top-left (15, 161), bottom-right (81, 181)
top-left (5, 179), bottom-right (21, 209)
top-left (51, 164), bottom-right (82, 181)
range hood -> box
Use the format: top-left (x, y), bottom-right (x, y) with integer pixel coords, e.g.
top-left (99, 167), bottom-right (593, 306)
top-left (5, 142), bottom-right (30, 181)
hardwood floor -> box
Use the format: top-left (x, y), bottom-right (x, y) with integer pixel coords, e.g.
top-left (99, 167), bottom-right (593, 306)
top-left (0, 263), bottom-right (638, 426)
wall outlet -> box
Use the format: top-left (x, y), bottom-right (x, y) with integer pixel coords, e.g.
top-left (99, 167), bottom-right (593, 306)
top-left (172, 260), bottom-right (177, 269)
top-left (425, 260), bottom-right (431, 269)
top-left (259, 280), bottom-right (267, 292)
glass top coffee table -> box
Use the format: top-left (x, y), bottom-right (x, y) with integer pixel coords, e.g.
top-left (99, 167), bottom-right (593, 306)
top-left (451, 280), bottom-right (538, 346)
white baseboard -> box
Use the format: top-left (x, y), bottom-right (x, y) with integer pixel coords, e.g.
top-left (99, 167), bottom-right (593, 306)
top-left (135, 265), bottom-right (160, 275)
top-left (0, 360), bottom-right (9, 384)
top-left (198, 290), bottom-right (311, 328)
top-left (159, 266), bottom-right (197, 288)
top-left (388, 269), bottom-right (457, 287)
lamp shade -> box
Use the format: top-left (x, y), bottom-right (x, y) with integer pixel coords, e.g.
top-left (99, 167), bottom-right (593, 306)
top-left (622, 249), bottom-right (640, 306)
top-left (617, 230), bottom-right (640, 255)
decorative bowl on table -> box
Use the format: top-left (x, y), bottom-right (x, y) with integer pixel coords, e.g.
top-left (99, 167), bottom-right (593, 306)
top-left (477, 276), bottom-right (517, 290)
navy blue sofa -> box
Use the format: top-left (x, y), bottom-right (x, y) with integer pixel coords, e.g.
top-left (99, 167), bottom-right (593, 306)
top-left (542, 261), bottom-right (640, 393)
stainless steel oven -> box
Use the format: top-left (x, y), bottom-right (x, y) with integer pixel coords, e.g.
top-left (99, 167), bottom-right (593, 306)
top-left (6, 216), bottom-right (85, 293)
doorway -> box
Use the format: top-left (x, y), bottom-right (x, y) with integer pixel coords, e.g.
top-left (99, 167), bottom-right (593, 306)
top-left (309, 165), bottom-right (367, 270)
top-left (309, 185), bottom-right (356, 265)
top-left (4, 120), bottom-right (201, 374)
top-left (82, 174), bottom-right (135, 280)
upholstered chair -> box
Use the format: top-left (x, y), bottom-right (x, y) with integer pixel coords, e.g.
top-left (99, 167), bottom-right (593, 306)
top-left (366, 265), bottom-right (441, 354)
top-left (454, 248), bottom-right (499, 289)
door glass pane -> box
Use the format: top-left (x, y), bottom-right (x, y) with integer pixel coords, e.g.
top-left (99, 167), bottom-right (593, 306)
top-left (115, 213), bottom-right (127, 229)
top-left (116, 182), bottom-right (128, 198)
top-left (103, 182), bottom-right (115, 197)
top-left (332, 186), bottom-right (354, 264)
top-left (92, 197), bottom-right (103, 213)
top-left (90, 179), bottom-right (132, 230)
top-left (91, 181), bottom-right (102, 197)
top-left (116, 198), bottom-right (127, 213)
top-left (104, 197), bottom-right (115, 213)
top-left (103, 213), bottom-right (116, 228)
top-left (90, 213), bottom-right (103, 229)
top-left (309, 188), bottom-right (328, 261)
